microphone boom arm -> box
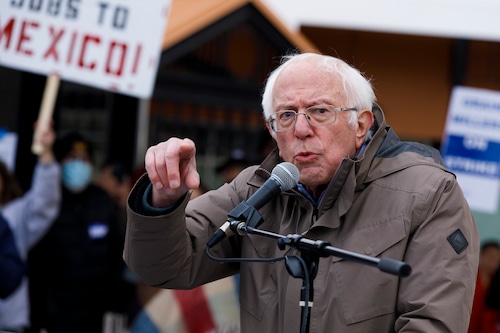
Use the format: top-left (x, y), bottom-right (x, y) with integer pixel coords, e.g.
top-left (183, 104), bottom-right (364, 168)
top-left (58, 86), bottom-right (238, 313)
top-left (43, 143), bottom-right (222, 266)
top-left (236, 224), bottom-right (411, 277)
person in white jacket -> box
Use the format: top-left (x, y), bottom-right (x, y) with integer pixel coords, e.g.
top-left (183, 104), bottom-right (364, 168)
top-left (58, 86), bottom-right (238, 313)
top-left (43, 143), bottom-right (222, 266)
top-left (0, 122), bottom-right (61, 332)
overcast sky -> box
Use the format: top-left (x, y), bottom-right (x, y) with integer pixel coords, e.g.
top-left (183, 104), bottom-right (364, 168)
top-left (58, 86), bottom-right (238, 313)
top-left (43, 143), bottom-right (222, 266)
top-left (262, 0), bottom-right (500, 42)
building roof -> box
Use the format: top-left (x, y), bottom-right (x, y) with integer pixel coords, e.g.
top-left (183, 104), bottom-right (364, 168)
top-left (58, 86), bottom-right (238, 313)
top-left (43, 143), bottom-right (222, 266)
top-left (162, 0), bottom-right (318, 52)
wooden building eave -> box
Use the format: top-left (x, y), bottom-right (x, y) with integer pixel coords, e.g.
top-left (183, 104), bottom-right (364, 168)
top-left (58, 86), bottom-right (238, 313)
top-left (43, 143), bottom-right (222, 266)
top-left (162, 0), bottom-right (318, 53)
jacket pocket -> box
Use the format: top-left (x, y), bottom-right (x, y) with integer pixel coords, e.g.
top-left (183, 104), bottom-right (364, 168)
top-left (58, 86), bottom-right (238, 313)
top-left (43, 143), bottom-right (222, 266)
top-left (333, 215), bottom-right (407, 325)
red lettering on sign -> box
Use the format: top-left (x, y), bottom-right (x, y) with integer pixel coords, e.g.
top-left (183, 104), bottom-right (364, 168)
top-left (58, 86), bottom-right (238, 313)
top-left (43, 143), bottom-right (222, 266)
top-left (43, 26), bottom-right (65, 61)
top-left (131, 43), bottom-right (142, 74)
top-left (106, 41), bottom-right (126, 76)
top-left (0, 18), bottom-right (15, 49)
top-left (79, 35), bottom-right (100, 70)
top-left (66, 31), bottom-right (77, 65)
top-left (2, 17), bottom-right (144, 83)
top-left (16, 20), bottom-right (39, 56)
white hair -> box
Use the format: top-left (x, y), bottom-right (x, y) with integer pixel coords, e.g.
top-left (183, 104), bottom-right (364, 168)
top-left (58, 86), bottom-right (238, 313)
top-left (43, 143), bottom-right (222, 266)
top-left (261, 53), bottom-right (376, 128)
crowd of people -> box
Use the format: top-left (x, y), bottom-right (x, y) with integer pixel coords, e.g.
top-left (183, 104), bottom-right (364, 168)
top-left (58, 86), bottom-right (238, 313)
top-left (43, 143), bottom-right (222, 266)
top-left (0, 125), bottom-right (138, 333)
top-left (1, 123), bottom-right (246, 333)
top-left (1, 51), bottom-right (499, 333)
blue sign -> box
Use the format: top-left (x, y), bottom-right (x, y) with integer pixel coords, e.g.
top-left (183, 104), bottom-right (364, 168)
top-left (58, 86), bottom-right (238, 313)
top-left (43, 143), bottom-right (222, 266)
top-left (442, 135), bottom-right (500, 178)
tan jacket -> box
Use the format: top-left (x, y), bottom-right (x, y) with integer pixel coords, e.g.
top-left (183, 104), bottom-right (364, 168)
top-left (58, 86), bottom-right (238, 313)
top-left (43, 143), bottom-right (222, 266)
top-left (124, 105), bottom-right (479, 333)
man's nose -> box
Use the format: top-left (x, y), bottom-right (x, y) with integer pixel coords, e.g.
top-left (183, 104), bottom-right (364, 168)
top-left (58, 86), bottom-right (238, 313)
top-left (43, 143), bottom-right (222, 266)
top-left (294, 113), bottom-right (313, 134)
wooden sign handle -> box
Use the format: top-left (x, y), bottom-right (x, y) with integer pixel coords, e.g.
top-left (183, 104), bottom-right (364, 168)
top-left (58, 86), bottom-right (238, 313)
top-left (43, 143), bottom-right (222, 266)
top-left (31, 74), bottom-right (60, 155)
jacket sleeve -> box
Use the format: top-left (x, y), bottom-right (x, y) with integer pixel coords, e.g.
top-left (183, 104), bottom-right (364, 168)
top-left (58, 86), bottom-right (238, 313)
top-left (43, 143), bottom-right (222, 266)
top-left (23, 162), bottom-right (61, 249)
top-left (124, 174), bottom-right (242, 289)
top-left (3, 162), bottom-right (61, 257)
top-left (0, 213), bottom-right (26, 299)
top-left (395, 173), bottom-right (480, 333)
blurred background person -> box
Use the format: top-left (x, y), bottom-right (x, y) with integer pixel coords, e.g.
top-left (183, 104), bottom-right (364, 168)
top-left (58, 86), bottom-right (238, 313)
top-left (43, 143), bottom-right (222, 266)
top-left (0, 122), bottom-right (61, 333)
top-left (215, 149), bottom-right (252, 185)
top-left (96, 159), bottom-right (133, 230)
top-left (28, 131), bottom-right (134, 333)
top-left (95, 160), bottom-right (150, 326)
top-left (468, 240), bottom-right (500, 333)
top-left (215, 132), bottom-right (276, 187)
top-left (486, 255), bottom-right (500, 332)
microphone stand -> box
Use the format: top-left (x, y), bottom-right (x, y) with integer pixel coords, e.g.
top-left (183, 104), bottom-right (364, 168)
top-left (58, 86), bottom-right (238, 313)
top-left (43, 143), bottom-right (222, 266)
top-left (233, 223), bottom-right (411, 333)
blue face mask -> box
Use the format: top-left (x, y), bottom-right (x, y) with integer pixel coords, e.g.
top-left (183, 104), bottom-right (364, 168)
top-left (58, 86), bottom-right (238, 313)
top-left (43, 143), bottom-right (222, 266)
top-left (62, 159), bottom-right (93, 193)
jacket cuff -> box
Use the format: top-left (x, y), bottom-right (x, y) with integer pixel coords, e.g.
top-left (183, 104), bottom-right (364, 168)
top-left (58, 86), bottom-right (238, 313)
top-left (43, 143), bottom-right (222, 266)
top-left (128, 173), bottom-right (186, 216)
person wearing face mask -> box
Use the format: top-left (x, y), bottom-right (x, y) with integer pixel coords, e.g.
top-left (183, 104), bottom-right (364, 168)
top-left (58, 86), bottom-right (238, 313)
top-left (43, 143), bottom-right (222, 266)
top-left (28, 132), bottom-right (135, 333)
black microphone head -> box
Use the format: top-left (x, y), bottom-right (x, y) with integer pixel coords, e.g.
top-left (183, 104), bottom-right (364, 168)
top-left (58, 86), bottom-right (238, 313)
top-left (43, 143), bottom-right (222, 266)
top-left (271, 162), bottom-right (300, 191)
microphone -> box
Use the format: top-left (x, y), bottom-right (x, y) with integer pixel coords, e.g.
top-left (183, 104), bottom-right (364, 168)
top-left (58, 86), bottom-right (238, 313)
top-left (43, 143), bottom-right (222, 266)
top-left (206, 162), bottom-right (300, 248)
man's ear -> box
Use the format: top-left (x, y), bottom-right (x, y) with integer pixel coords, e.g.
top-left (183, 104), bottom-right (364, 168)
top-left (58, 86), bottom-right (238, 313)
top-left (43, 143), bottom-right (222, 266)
top-left (266, 122), bottom-right (277, 140)
top-left (356, 109), bottom-right (374, 148)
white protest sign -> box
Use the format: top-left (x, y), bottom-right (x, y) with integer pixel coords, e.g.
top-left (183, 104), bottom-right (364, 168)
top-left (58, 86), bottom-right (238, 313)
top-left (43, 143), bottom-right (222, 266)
top-left (441, 86), bottom-right (500, 214)
top-left (0, 130), bottom-right (18, 172)
top-left (0, 0), bottom-right (171, 98)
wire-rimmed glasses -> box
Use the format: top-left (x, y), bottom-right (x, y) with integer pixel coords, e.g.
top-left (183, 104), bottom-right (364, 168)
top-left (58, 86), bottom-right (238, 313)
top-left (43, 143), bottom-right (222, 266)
top-left (267, 105), bottom-right (358, 132)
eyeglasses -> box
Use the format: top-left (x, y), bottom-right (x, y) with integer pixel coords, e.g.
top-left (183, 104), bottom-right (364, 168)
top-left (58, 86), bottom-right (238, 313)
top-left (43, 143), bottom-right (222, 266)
top-left (267, 105), bottom-right (358, 132)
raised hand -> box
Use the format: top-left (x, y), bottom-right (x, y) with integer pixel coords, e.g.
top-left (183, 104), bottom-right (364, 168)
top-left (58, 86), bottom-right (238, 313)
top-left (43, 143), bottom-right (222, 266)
top-left (145, 138), bottom-right (200, 207)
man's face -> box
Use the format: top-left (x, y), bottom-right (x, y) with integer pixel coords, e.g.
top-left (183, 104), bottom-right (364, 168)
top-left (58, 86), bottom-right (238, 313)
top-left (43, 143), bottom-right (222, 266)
top-left (268, 60), bottom-right (372, 196)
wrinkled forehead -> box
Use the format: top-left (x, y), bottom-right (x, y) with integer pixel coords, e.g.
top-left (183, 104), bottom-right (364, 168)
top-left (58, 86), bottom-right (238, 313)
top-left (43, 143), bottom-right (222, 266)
top-left (273, 61), bottom-right (346, 106)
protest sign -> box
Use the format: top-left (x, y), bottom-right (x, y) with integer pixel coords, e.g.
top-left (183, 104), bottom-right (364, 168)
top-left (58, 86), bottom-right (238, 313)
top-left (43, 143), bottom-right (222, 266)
top-left (0, 0), bottom-right (171, 98)
top-left (442, 86), bottom-right (500, 214)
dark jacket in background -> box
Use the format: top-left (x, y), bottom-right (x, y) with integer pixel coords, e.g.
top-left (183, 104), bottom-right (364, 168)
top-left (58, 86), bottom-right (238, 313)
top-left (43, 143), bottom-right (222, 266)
top-left (0, 212), bottom-right (25, 299)
top-left (486, 267), bottom-right (500, 309)
top-left (29, 184), bottom-right (134, 333)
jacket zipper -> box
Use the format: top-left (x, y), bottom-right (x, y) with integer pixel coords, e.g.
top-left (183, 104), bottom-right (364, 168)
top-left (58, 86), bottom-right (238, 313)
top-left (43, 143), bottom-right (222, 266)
top-left (312, 207), bottom-right (318, 226)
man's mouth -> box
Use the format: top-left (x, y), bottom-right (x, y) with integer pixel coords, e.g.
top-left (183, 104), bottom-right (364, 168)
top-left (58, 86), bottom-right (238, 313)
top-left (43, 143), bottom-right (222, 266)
top-left (295, 151), bottom-right (318, 162)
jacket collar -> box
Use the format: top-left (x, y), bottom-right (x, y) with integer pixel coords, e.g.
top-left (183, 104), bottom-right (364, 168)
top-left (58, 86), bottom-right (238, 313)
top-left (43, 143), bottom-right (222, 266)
top-left (307, 104), bottom-right (386, 229)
